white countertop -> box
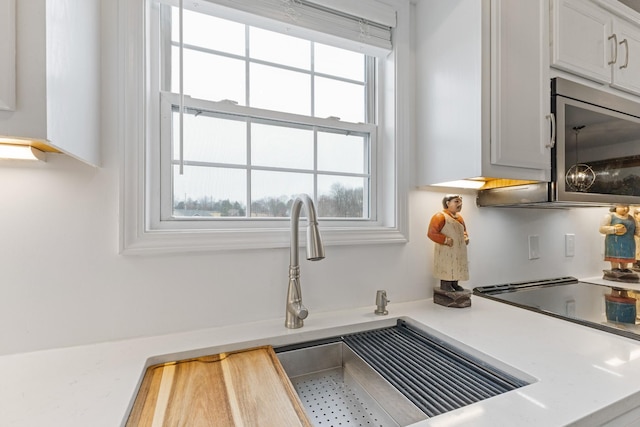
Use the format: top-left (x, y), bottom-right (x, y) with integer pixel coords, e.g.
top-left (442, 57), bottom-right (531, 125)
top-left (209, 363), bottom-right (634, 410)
top-left (2, 294), bottom-right (640, 427)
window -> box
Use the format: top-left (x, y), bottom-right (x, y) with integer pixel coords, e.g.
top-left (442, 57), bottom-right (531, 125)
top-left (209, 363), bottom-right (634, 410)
top-left (160, 4), bottom-right (376, 222)
top-left (119, 0), bottom-right (411, 253)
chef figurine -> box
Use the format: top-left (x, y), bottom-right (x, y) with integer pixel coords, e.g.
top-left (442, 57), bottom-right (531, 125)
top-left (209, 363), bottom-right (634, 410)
top-left (427, 195), bottom-right (472, 307)
top-left (599, 203), bottom-right (640, 283)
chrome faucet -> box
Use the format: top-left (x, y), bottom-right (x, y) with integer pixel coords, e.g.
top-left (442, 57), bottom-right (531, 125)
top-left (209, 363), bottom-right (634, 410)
top-left (285, 194), bottom-right (325, 329)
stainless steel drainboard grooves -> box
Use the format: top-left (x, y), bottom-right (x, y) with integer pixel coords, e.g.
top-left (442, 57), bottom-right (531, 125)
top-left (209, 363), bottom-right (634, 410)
top-left (342, 321), bottom-right (529, 418)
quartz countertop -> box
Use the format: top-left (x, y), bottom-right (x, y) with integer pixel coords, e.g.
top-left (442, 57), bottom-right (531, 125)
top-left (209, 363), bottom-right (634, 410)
top-left (2, 294), bottom-right (640, 427)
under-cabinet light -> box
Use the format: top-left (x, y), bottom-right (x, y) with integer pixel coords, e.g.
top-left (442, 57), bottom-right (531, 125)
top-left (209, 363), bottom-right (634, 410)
top-left (0, 144), bottom-right (46, 161)
top-left (431, 179), bottom-right (486, 189)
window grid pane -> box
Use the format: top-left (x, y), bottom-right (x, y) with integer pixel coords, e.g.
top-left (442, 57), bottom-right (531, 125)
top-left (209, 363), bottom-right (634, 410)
top-left (165, 6), bottom-right (374, 221)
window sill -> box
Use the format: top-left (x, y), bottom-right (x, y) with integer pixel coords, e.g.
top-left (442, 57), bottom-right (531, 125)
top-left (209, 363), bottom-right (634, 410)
top-left (119, 225), bottom-right (408, 255)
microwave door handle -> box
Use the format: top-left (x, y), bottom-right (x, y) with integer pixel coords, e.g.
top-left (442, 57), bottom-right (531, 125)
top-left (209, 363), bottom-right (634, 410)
top-left (619, 39), bottom-right (629, 69)
top-left (608, 34), bottom-right (618, 65)
top-left (546, 113), bottom-right (556, 148)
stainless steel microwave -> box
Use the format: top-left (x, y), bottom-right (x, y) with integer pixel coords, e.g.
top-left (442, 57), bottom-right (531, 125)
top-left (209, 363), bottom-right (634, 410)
top-left (477, 78), bottom-right (640, 207)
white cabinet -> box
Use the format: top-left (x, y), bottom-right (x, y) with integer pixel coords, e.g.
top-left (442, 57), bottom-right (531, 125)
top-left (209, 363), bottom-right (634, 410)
top-left (611, 19), bottom-right (640, 95)
top-left (415, 0), bottom-right (551, 187)
top-left (0, 0), bottom-right (100, 166)
top-left (551, 0), bottom-right (611, 83)
top-left (551, 0), bottom-right (640, 96)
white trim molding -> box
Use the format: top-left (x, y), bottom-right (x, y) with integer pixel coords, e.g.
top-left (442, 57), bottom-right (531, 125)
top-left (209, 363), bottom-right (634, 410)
top-left (118, 0), bottom-right (411, 255)
top-left (0, 0), bottom-right (15, 111)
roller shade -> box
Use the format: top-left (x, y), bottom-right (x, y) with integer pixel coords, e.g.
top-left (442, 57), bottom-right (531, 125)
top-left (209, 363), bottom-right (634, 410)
top-left (159, 0), bottom-right (395, 56)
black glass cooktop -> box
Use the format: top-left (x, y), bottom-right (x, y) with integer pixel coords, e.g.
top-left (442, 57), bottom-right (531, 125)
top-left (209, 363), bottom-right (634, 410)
top-left (474, 277), bottom-right (640, 341)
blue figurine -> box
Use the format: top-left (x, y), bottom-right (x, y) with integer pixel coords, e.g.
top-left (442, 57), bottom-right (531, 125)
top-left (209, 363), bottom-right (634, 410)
top-left (599, 204), bottom-right (640, 283)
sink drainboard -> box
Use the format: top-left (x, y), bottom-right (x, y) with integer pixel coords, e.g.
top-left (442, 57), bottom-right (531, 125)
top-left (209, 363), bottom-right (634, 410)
top-left (343, 320), bottom-right (530, 418)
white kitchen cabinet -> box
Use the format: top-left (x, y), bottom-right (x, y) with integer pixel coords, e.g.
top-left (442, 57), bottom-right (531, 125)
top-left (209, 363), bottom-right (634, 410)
top-left (0, 0), bottom-right (100, 166)
top-left (551, 0), bottom-right (640, 96)
top-left (415, 0), bottom-right (551, 187)
top-left (551, 0), bottom-right (612, 84)
top-left (611, 19), bottom-right (640, 95)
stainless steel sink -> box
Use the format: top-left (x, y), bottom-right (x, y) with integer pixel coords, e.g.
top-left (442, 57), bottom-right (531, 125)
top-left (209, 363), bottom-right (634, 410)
top-left (276, 320), bottom-right (533, 427)
top-left (276, 341), bottom-right (426, 427)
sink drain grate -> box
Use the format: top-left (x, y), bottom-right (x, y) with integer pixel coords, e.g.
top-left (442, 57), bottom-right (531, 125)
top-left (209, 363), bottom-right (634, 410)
top-left (342, 320), bottom-right (530, 418)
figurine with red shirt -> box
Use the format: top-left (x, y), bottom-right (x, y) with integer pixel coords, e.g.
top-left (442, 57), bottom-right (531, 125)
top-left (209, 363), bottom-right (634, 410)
top-left (427, 194), bottom-right (470, 294)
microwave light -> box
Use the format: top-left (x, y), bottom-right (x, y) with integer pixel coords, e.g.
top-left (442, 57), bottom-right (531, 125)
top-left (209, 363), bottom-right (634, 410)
top-left (0, 144), bottom-right (46, 161)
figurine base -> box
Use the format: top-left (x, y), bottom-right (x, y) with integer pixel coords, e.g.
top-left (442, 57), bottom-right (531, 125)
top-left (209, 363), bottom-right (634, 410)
top-left (603, 269), bottom-right (640, 283)
top-left (433, 288), bottom-right (472, 308)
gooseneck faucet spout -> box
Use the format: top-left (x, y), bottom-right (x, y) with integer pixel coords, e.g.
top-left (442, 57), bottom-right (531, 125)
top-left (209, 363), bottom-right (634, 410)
top-left (285, 194), bottom-right (325, 329)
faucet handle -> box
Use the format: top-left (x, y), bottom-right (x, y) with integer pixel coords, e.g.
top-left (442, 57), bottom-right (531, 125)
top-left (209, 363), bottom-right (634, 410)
top-left (285, 302), bottom-right (308, 328)
top-left (291, 300), bottom-right (308, 320)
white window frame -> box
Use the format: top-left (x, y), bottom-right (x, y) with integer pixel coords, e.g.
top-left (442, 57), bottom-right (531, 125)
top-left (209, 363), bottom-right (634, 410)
top-left (156, 92), bottom-right (378, 228)
top-left (118, 0), bottom-right (412, 255)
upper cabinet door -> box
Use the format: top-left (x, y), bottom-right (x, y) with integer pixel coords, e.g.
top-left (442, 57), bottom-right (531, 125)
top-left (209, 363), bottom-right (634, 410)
top-left (491, 0), bottom-right (551, 170)
top-left (611, 19), bottom-right (640, 96)
top-left (551, 0), bottom-right (612, 84)
top-left (551, 0), bottom-right (616, 83)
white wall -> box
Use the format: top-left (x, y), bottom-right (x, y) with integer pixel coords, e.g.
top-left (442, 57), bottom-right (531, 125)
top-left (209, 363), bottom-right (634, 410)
top-left (0, 1), bottom-right (610, 356)
top-left (0, 155), bottom-right (608, 356)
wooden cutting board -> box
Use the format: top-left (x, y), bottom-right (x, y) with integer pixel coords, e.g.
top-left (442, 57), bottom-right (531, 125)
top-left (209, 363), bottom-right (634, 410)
top-left (126, 346), bottom-right (311, 427)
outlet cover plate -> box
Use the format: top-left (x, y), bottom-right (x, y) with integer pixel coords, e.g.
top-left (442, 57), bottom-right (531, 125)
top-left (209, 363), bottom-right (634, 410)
top-left (528, 235), bottom-right (540, 260)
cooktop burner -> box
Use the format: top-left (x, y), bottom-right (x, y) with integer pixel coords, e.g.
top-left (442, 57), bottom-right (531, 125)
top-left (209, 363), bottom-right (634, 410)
top-left (474, 277), bottom-right (640, 341)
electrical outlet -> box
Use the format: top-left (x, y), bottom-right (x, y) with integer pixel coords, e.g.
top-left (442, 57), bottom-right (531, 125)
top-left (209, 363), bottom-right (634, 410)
top-left (528, 235), bottom-right (540, 260)
top-left (565, 234), bottom-right (575, 257)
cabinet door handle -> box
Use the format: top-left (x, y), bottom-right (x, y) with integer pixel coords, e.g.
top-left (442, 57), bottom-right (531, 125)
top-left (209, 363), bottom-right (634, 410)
top-left (619, 39), bottom-right (629, 69)
top-left (608, 34), bottom-right (618, 65)
top-left (546, 113), bottom-right (556, 149)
